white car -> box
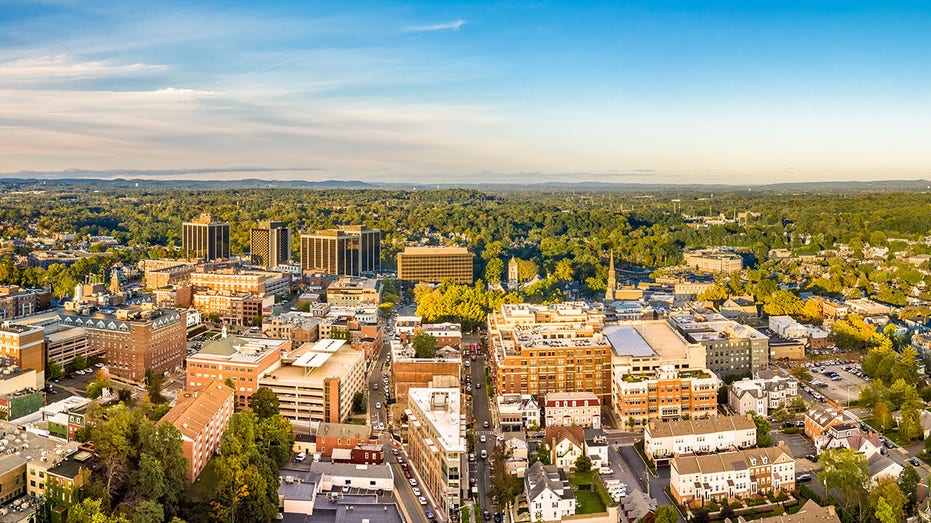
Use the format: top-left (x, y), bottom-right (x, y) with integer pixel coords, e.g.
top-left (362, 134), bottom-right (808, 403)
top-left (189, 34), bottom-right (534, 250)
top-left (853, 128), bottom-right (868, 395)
top-left (412, 487), bottom-right (421, 496)
top-left (409, 478), bottom-right (418, 487)
top-left (480, 434), bottom-right (486, 443)
top-left (418, 496), bottom-right (427, 505)
top-left (375, 402), bottom-right (382, 409)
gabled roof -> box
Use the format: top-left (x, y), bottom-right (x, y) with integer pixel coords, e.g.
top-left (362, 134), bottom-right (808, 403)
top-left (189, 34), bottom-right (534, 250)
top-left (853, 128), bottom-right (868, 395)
top-left (646, 414), bottom-right (755, 439)
top-left (524, 461), bottom-right (574, 502)
top-left (160, 380), bottom-right (234, 441)
top-left (545, 425), bottom-right (584, 449)
top-left (673, 446), bottom-right (793, 477)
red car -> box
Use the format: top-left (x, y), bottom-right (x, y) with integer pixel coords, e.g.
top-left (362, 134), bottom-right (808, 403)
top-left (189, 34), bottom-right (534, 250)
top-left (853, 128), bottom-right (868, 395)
top-left (483, 421), bottom-right (489, 428)
top-left (405, 471), bottom-right (412, 478)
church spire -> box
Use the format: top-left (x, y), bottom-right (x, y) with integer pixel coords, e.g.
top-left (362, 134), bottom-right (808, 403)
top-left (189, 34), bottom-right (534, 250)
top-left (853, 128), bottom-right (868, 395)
top-left (605, 250), bottom-right (616, 300)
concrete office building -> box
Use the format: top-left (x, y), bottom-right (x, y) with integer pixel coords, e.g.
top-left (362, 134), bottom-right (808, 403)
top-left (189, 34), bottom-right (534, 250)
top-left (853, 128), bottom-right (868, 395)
top-left (397, 247), bottom-right (473, 284)
top-left (670, 315), bottom-right (769, 378)
top-left (182, 214), bottom-right (230, 261)
top-left (299, 226), bottom-right (381, 276)
top-left (250, 221), bottom-right (291, 270)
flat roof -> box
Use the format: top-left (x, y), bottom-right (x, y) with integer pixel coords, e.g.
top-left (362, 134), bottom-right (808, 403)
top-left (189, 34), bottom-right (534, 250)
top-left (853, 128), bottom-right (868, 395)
top-left (605, 326), bottom-right (656, 357)
top-left (400, 246), bottom-right (470, 255)
top-left (408, 388), bottom-right (466, 453)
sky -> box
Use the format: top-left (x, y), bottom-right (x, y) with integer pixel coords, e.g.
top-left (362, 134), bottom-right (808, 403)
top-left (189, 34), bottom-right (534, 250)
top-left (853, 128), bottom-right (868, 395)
top-left (1, 1), bottom-right (931, 184)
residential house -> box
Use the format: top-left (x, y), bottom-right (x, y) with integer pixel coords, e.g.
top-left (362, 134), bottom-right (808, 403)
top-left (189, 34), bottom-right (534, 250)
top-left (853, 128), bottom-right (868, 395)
top-left (544, 392), bottom-right (601, 429)
top-left (670, 443), bottom-right (795, 506)
top-left (804, 406), bottom-right (851, 441)
top-left (729, 376), bottom-right (798, 416)
top-left (545, 425), bottom-right (585, 471)
top-left (583, 429), bottom-right (609, 468)
top-left (733, 499), bottom-right (841, 522)
top-left (524, 461), bottom-right (577, 523)
top-left (496, 394), bottom-right (541, 431)
top-left (720, 296), bottom-right (759, 325)
top-left (819, 428), bottom-right (882, 459)
top-left (868, 454), bottom-right (903, 486)
top-left (644, 414), bottom-right (757, 463)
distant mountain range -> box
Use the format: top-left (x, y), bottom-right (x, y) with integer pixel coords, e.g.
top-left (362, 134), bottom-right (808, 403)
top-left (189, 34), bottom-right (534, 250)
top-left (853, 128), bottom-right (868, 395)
top-left (1, 176), bottom-right (930, 193)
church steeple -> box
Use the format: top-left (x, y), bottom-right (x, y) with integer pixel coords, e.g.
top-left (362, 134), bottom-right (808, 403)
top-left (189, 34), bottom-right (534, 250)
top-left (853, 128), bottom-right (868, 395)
top-left (605, 250), bottom-right (616, 300)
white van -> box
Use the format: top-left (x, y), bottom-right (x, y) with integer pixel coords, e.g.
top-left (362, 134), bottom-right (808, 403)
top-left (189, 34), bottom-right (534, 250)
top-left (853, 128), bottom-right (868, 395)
top-left (295, 452), bottom-right (306, 462)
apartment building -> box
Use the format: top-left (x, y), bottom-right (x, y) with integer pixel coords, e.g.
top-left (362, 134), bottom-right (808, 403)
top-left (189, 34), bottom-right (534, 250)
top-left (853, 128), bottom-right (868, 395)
top-left (487, 302), bottom-right (611, 404)
top-left (606, 322), bottom-right (718, 428)
top-left (299, 226), bottom-right (381, 275)
top-left (259, 339), bottom-right (366, 427)
top-left (543, 392), bottom-right (601, 429)
top-left (644, 414), bottom-right (757, 462)
top-left (397, 246), bottom-right (474, 284)
top-left (0, 286), bottom-right (49, 320)
top-left (191, 269), bottom-right (291, 297)
top-left (0, 323), bottom-right (45, 388)
top-left (670, 444), bottom-right (795, 505)
top-left (407, 388), bottom-right (465, 515)
top-left (58, 306), bottom-right (186, 382)
top-left (250, 221), bottom-right (291, 270)
top-left (160, 380), bottom-right (235, 482)
top-left (44, 448), bottom-right (96, 507)
top-left (417, 322), bottom-right (463, 349)
top-left (729, 376), bottom-right (799, 416)
top-left (182, 214), bottom-right (230, 261)
top-left (325, 276), bottom-right (381, 307)
top-left (390, 341), bottom-right (461, 405)
top-left (682, 249), bottom-right (744, 274)
top-left (144, 261), bottom-right (197, 289)
top-left (185, 335), bottom-right (288, 407)
top-left (311, 422), bottom-right (373, 457)
top-left (192, 292), bottom-right (273, 326)
top-left (670, 315), bottom-right (769, 378)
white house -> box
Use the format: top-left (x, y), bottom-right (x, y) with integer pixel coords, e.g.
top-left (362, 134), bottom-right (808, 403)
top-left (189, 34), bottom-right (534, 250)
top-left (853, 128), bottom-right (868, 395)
top-left (868, 454), bottom-right (903, 486)
top-left (583, 429), bottom-right (609, 468)
top-left (644, 414), bottom-right (757, 462)
top-left (496, 394), bottom-right (541, 431)
top-left (545, 425), bottom-right (585, 471)
top-left (525, 461), bottom-right (576, 522)
top-left (544, 392), bottom-right (601, 429)
top-left (769, 316), bottom-right (808, 339)
top-left (729, 376), bottom-right (798, 416)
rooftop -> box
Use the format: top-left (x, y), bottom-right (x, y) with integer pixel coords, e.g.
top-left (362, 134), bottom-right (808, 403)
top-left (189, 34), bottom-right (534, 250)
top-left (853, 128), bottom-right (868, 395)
top-left (408, 388), bottom-right (465, 453)
top-left (160, 380), bottom-right (234, 441)
top-left (264, 342), bottom-right (363, 386)
top-left (673, 446), bottom-right (793, 476)
top-left (47, 449), bottom-right (96, 480)
top-left (646, 413), bottom-right (755, 439)
top-left (399, 246), bottom-right (470, 255)
top-left (194, 335), bottom-right (287, 363)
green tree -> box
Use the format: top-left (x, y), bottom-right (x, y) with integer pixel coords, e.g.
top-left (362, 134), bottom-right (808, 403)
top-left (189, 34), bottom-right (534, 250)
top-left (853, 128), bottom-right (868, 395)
top-left (820, 448), bottom-right (870, 517)
top-left (132, 500), bottom-right (164, 523)
top-left (146, 369), bottom-right (166, 404)
top-left (47, 360), bottom-right (64, 380)
top-left (762, 290), bottom-right (805, 316)
top-left (352, 392), bottom-right (366, 415)
top-left (249, 387), bottom-right (280, 420)
top-left (899, 408), bottom-right (923, 443)
top-left (574, 455), bottom-right (592, 473)
top-left (787, 395), bottom-right (807, 413)
top-left (484, 257), bottom-right (504, 285)
top-left (873, 402), bottom-right (893, 433)
top-left (752, 414), bottom-right (773, 447)
top-left (535, 444), bottom-right (551, 465)
top-left (86, 375), bottom-right (112, 399)
top-left (791, 366), bottom-right (812, 382)
top-left (869, 476), bottom-right (907, 523)
top-left (654, 505), bottom-right (679, 523)
top-left (898, 465), bottom-right (920, 515)
top-left (488, 445), bottom-right (523, 508)
top-left (412, 331), bottom-right (438, 358)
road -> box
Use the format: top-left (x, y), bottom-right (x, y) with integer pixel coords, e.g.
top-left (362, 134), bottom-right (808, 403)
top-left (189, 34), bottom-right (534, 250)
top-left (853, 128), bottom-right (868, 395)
top-left (468, 349), bottom-right (495, 520)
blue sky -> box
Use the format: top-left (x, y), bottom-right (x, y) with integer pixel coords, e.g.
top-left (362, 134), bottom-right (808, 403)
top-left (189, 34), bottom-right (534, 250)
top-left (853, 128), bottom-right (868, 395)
top-left (1, 1), bottom-right (930, 184)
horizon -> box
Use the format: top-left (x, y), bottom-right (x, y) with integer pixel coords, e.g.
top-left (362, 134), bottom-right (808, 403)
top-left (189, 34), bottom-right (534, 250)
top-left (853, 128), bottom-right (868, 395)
top-left (3, 1), bottom-right (931, 183)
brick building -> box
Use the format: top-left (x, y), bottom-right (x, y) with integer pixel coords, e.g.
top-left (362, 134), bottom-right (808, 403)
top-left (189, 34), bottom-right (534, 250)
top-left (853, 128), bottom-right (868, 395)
top-left (160, 380), bottom-right (235, 482)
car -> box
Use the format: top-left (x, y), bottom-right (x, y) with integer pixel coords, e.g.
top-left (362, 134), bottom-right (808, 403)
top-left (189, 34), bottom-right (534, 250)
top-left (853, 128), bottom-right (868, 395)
top-left (295, 452), bottom-right (306, 462)
top-left (483, 421), bottom-right (489, 428)
top-left (796, 473), bottom-right (813, 482)
top-left (405, 471), bottom-right (412, 478)
top-left (884, 439), bottom-right (896, 449)
top-left (409, 478), bottom-right (418, 486)
top-left (476, 382), bottom-right (481, 389)
top-left (375, 402), bottom-right (382, 409)
top-left (425, 509), bottom-right (435, 519)
top-left (480, 450), bottom-right (487, 459)
top-left (483, 511), bottom-right (491, 521)
top-left (469, 453), bottom-right (476, 462)
top-left (881, 448), bottom-right (888, 456)
top-left (373, 383), bottom-right (378, 390)
top-left (466, 385), bottom-right (471, 391)
top-left (412, 487), bottom-right (421, 496)
top-left (52, 378), bottom-right (59, 383)
top-left (342, 485), bottom-right (351, 493)
top-left (909, 458), bottom-right (922, 467)
top-left (95, 362), bottom-right (104, 368)
top-left (471, 355), bottom-right (476, 361)
top-left (598, 467), bottom-right (613, 475)
top-left (418, 496), bottom-right (427, 505)
top-left (805, 454), bottom-right (817, 462)
top-left (392, 448), bottom-right (399, 456)
top-left (480, 434), bottom-right (486, 443)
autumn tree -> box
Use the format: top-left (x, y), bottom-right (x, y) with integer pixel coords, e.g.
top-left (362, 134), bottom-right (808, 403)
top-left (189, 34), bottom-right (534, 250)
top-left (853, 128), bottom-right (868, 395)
top-left (869, 476), bottom-right (907, 523)
top-left (249, 387), bottom-right (280, 420)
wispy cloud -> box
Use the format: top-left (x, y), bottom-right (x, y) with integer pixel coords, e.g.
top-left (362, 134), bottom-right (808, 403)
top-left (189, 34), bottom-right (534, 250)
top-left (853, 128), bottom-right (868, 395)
top-left (0, 167), bottom-right (320, 179)
top-left (0, 55), bottom-right (166, 84)
top-left (404, 20), bottom-right (466, 33)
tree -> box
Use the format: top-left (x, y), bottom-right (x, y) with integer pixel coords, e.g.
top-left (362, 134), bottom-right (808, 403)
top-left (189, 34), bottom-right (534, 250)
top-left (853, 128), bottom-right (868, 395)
top-left (146, 369), bottom-right (165, 404)
top-left (249, 387), bottom-right (280, 420)
top-left (791, 366), bottom-right (812, 383)
top-left (691, 509), bottom-right (710, 523)
top-left (752, 414), bottom-right (772, 447)
top-left (898, 465), bottom-right (920, 515)
top-left (47, 361), bottom-right (64, 380)
top-left (654, 505), bottom-right (679, 523)
top-left (484, 257), bottom-right (504, 285)
top-left (820, 448), bottom-right (870, 517)
top-left (352, 392), bottom-right (366, 415)
top-left (869, 476), bottom-right (906, 523)
top-left (535, 444), bottom-right (551, 465)
top-left (899, 408), bottom-right (923, 443)
top-left (574, 455), bottom-right (592, 473)
top-left (412, 331), bottom-right (438, 358)
top-left (762, 290), bottom-right (804, 316)
top-left (117, 388), bottom-right (133, 405)
top-left (787, 395), bottom-right (807, 413)
top-left (888, 379), bottom-right (922, 411)
top-left (698, 284), bottom-right (728, 303)
top-left (132, 500), bottom-right (165, 523)
top-left (873, 402), bottom-right (893, 433)
top-left (86, 375), bottom-right (111, 399)
top-left (488, 445), bottom-right (522, 508)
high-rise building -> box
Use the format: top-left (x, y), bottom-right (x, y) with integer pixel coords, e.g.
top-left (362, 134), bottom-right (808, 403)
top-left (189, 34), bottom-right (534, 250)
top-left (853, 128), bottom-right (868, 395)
top-left (396, 247), bottom-right (473, 284)
top-left (182, 214), bottom-right (230, 261)
top-left (160, 380), bottom-right (235, 482)
top-left (250, 221), bottom-right (291, 269)
top-left (299, 226), bottom-right (381, 275)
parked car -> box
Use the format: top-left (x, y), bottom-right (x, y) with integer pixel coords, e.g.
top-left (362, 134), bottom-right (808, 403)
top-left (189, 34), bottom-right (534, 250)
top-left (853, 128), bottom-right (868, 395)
top-left (295, 452), bottom-right (306, 462)
top-left (412, 487), bottom-right (421, 496)
top-left (481, 450), bottom-right (487, 459)
top-left (425, 509), bottom-right (435, 519)
top-left (797, 473), bottom-right (812, 482)
top-left (419, 496), bottom-right (427, 505)
top-left (805, 454), bottom-right (817, 462)
top-left (909, 458), bottom-right (922, 467)
top-left (480, 434), bottom-right (486, 443)
top-left (409, 478), bottom-right (418, 486)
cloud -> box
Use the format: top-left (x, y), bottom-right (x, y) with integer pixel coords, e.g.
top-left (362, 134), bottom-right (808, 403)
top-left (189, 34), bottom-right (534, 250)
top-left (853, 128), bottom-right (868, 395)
top-left (0, 167), bottom-right (320, 179)
top-left (0, 55), bottom-right (166, 84)
top-left (404, 20), bottom-right (466, 32)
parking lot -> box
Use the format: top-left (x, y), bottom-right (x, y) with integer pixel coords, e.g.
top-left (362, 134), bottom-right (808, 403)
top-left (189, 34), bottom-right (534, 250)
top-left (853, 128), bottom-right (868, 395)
top-left (774, 432), bottom-right (819, 473)
top-left (806, 361), bottom-right (870, 406)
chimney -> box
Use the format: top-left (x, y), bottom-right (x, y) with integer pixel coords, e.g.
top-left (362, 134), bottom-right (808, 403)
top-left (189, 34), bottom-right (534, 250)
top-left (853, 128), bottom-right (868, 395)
top-left (746, 413), bottom-right (754, 421)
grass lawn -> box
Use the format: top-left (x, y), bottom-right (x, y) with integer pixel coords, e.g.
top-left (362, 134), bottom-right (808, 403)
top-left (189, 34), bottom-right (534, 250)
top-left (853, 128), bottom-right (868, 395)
top-left (569, 471), bottom-right (608, 514)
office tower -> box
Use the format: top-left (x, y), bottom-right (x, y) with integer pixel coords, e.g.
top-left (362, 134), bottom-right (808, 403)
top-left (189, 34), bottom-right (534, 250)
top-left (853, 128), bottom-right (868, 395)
top-left (396, 246), bottom-right (473, 283)
top-left (299, 226), bottom-right (381, 275)
top-left (250, 221), bottom-right (291, 269)
top-left (182, 214), bottom-right (230, 261)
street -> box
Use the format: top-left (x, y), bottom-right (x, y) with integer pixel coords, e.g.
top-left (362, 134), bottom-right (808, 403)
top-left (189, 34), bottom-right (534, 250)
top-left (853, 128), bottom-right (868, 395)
top-left (469, 351), bottom-right (494, 518)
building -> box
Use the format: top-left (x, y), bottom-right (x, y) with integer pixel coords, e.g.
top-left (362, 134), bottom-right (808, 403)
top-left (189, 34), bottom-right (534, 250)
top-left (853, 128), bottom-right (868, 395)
top-left (868, 454), bottom-right (903, 485)
top-left (496, 394), bottom-right (541, 431)
top-left (325, 277), bottom-right (381, 307)
top-left (59, 306), bottom-right (186, 382)
top-left (682, 249), bottom-right (744, 274)
top-left (192, 292), bottom-right (273, 326)
top-left (734, 499), bottom-right (840, 523)
top-left (720, 296), bottom-right (759, 325)
top-left (0, 389), bottom-right (44, 421)
top-left (804, 406), bottom-right (851, 441)
top-left (0, 454), bottom-right (27, 506)
top-left (311, 422), bottom-right (373, 457)
top-left (0, 286), bottom-right (49, 320)
top-left (347, 443), bottom-right (384, 465)
top-left (669, 444), bottom-right (795, 505)
top-left (605, 322), bottom-right (718, 428)
top-left (543, 392), bottom-right (601, 429)
top-left (182, 214), bottom-right (230, 261)
top-left (143, 260), bottom-right (197, 289)
top-left (299, 226), bottom-right (381, 276)
top-left (487, 303), bottom-right (611, 405)
top-left (524, 461), bottom-right (576, 523)
top-left (185, 335), bottom-right (288, 407)
top-left (277, 462), bottom-right (398, 518)
top-left (605, 252), bottom-right (617, 300)
top-left (10, 311), bottom-right (96, 367)
top-left (544, 425), bottom-right (585, 471)
top-left (670, 315), bottom-right (769, 377)
top-left (44, 448), bottom-right (96, 508)
top-left (390, 342), bottom-right (461, 405)
top-left (417, 322), bottom-right (463, 349)
top-left (729, 376), bottom-right (799, 416)
top-left (160, 380), bottom-right (235, 482)
top-left (191, 269), bottom-right (291, 297)
top-left (769, 316), bottom-right (809, 339)
top-left (250, 221), bottom-right (291, 270)
top-left (397, 246), bottom-right (474, 284)
top-left (643, 414), bottom-right (757, 462)
top-left (0, 323), bottom-right (45, 388)
top-left (259, 339), bottom-right (366, 427)
top-left (818, 425), bottom-right (881, 458)
top-left (407, 388), bottom-right (465, 515)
